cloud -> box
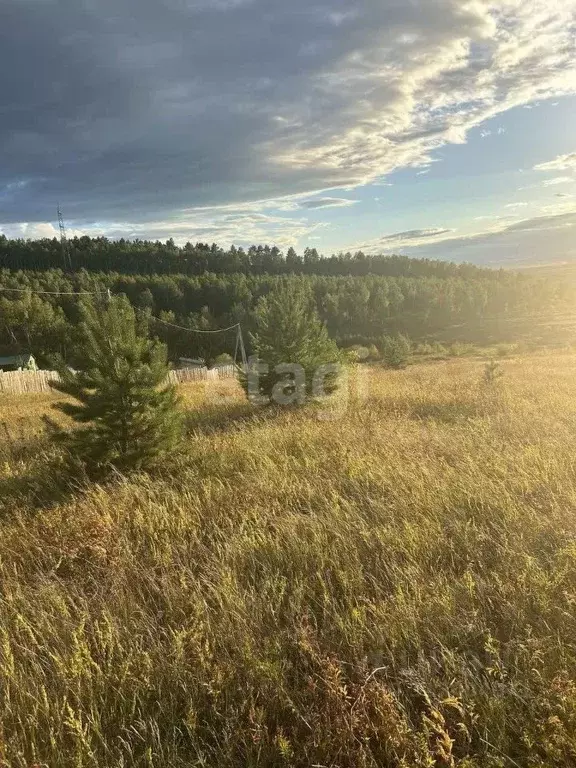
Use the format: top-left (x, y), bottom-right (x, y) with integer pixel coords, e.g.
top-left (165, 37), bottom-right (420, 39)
top-left (542, 176), bottom-right (574, 186)
top-left (534, 152), bottom-right (576, 173)
top-left (0, 0), bottom-right (575, 239)
top-left (357, 227), bottom-right (454, 251)
top-left (440, 211), bottom-right (576, 265)
top-left (7, 223), bottom-right (60, 239)
top-left (297, 197), bottom-right (358, 209)
top-left (0, 209), bottom-right (325, 249)
top-left (479, 125), bottom-right (506, 139)
top-left (380, 228), bottom-right (453, 242)
top-left (355, 208), bottom-right (576, 265)
top-left (505, 202), bottom-right (530, 208)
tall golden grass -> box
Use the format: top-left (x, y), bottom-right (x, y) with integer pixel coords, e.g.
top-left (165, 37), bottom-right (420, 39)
top-left (1, 355), bottom-right (576, 766)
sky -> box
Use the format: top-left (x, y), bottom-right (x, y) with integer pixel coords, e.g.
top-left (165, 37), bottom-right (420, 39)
top-left (1, 0), bottom-right (576, 266)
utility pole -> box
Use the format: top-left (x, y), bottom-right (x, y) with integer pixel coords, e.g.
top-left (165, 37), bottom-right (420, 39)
top-left (236, 325), bottom-right (248, 370)
top-left (57, 204), bottom-right (72, 270)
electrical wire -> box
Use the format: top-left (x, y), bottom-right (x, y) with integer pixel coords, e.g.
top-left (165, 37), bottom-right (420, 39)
top-left (150, 316), bottom-right (241, 334)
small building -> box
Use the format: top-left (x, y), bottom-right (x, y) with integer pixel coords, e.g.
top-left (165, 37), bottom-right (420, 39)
top-left (178, 357), bottom-right (206, 370)
top-left (0, 354), bottom-right (38, 372)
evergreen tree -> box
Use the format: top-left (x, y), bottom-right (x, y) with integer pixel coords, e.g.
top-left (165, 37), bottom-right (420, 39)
top-left (380, 333), bottom-right (411, 369)
top-left (286, 247), bottom-right (301, 271)
top-left (49, 295), bottom-right (183, 472)
top-left (242, 281), bottom-right (342, 404)
top-left (482, 360), bottom-right (504, 385)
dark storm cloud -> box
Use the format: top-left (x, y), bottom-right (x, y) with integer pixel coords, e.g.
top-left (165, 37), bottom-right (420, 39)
top-left (1, 0), bottom-right (419, 222)
top-left (0, 0), bottom-right (574, 234)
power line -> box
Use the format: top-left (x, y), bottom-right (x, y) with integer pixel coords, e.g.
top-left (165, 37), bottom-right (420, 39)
top-left (151, 315), bottom-right (247, 369)
top-left (150, 315), bottom-right (240, 334)
top-left (0, 284), bottom-right (247, 366)
top-left (0, 287), bottom-right (240, 331)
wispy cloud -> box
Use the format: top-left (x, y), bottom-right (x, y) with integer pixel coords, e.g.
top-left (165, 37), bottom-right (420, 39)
top-left (0, 209), bottom-right (325, 250)
top-left (542, 176), bottom-right (574, 186)
top-left (297, 197), bottom-right (358, 210)
top-left (354, 207), bottom-right (576, 265)
top-left (356, 228), bottom-right (454, 252)
top-left (479, 127), bottom-right (505, 139)
top-left (534, 152), bottom-right (576, 173)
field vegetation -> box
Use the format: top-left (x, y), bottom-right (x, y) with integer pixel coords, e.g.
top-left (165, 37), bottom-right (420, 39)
top-left (2, 353), bottom-right (576, 766)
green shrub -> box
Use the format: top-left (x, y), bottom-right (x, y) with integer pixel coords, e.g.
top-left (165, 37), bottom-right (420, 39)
top-left (213, 352), bottom-right (235, 366)
top-left (495, 343), bottom-right (516, 358)
top-left (366, 343), bottom-right (380, 361)
top-left (449, 341), bottom-right (476, 357)
top-left (380, 334), bottom-right (411, 369)
top-left (343, 344), bottom-right (379, 363)
top-left (414, 342), bottom-right (434, 356)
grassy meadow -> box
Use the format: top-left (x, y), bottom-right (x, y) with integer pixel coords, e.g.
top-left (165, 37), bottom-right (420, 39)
top-left (2, 354), bottom-right (576, 766)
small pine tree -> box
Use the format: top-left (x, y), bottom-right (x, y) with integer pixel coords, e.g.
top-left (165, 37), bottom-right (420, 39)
top-left (380, 334), bottom-right (411, 369)
top-left (49, 295), bottom-right (183, 473)
top-left (482, 360), bottom-right (504, 386)
top-left (241, 281), bottom-right (342, 404)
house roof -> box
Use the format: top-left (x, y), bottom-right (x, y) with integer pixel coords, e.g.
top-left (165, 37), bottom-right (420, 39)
top-left (0, 354), bottom-right (35, 365)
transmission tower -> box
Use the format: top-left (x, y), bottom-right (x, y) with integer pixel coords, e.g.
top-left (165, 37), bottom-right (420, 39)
top-left (57, 204), bottom-right (72, 270)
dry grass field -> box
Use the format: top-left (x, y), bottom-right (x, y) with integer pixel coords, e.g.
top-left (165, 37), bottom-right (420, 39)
top-left (2, 354), bottom-right (576, 766)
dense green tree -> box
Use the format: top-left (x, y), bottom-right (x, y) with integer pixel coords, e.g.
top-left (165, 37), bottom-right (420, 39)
top-left (380, 333), bottom-right (412, 369)
top-left (286, 247), bottom-right (301, 271)
top-left (49, 295), bottom-right (183, 473)
top-left (0, 292), bottom-right (69, 359)
top-left (242, 281), bottom-right (342, 404)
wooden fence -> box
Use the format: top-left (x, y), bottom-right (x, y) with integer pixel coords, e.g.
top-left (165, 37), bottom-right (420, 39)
top-left (0, 365), bottom-right (237, 396)
top-left (167, 365), bottom-right (237, 384)
top-left (0, 369), bottom-right (56, 395)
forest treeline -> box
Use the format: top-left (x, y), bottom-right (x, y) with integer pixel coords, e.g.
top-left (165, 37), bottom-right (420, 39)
top-left (1, 256), bottom-right (573, 366)
top-left (2, 234), bottom-right (507, 279)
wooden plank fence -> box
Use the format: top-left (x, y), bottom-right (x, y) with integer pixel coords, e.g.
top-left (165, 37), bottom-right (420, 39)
top-left (167, 365), bottom-right (237, 384)
top-left (0, 369), bottom-right (56, 395)
top-left (0, 365), bottom-right (237, 396)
